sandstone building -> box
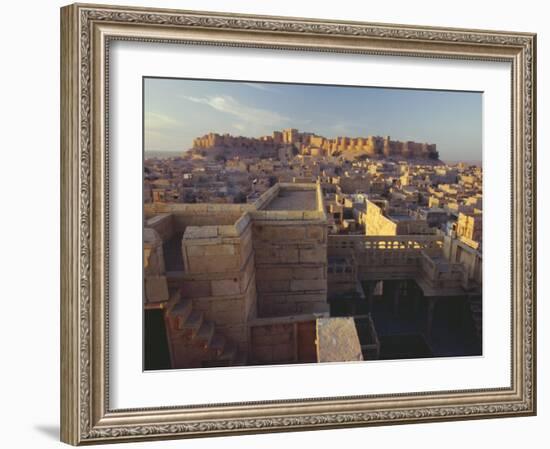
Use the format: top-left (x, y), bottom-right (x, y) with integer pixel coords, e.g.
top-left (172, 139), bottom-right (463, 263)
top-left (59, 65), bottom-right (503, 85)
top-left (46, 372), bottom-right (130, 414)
top-left (191, 129), bottom-right (439, 161)
top-left (144, 181), bottom-right (482, 370)
top-left (144, 183), bottom-right (364, 368)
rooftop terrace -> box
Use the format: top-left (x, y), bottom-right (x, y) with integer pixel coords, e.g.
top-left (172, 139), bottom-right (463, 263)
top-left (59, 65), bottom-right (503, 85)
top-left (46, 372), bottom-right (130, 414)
top-left (265, 189), bottom-right (317, 211)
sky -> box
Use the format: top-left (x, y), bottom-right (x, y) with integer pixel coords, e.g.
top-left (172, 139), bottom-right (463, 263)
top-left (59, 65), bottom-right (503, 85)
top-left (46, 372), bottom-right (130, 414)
top-left (144, 77), bottom-right (482, 162)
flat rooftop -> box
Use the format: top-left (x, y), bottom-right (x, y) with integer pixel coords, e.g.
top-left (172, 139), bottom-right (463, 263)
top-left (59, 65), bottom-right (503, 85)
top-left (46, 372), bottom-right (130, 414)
top-left (317, 318), bottom-right (363, 362)
top-left (388, 214), bottom-right (412, 222)
top-left (265, 189), bottom-right (317, 211)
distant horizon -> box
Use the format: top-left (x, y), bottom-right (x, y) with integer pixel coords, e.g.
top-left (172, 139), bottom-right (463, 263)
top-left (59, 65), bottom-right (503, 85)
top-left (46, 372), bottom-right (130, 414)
top-left (144, 149), bottom-right (481, 166)
top-left (145, 78), bottom-right (482, 162)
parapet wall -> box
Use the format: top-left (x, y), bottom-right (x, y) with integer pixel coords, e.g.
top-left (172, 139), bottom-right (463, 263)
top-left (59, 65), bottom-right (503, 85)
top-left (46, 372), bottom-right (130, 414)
top-left (248, 316), bottom-right (318, 365)
top-left (145, 213), bottom-right (174, 241)
top-left (252, 218), bottom-right (329, 317)
top-left (145, 182), bottom-right (329, 365)
top-left (180, 212), bottom-right (256, 351)
top-left (145, 202), bottom-right (249, 235)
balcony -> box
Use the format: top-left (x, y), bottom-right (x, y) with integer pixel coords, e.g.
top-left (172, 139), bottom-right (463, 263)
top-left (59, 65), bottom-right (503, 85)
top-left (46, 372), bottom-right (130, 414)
top-left (327, 234), bottom-right (470, 295)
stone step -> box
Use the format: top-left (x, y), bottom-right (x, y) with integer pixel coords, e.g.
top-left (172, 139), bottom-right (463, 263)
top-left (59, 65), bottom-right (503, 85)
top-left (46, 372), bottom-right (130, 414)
top-left (181, 310), bottom-right (203, 332)
top-left (195, 321), bottom-right (215, 346)
top-left (171, 300), bottom-right (193, 328)
top-left (167, 289), bottom-right (181, 308)
top-left (218, 341), bottom-right (237, 362)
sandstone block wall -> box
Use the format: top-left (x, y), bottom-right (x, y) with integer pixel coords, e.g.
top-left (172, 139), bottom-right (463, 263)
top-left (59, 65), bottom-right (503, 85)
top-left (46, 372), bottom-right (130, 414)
top-left (179, 213), bottom-right (256, 352)
top-left (252, 220), bottom-right (329, 317)
top-left (443, 235), bottom-right (482, 285)
top-left (249, 318), bottom-right (317, 365)
top-left (250, 323), bottom-right (295, 364)
top-left (144, 275), bottom-right (169, 304)
top-left (143, 228), bottom-right (169, 305)
top-left (145, 213), bottom-right (174, 241)
top-left (146, 183), bottom-right (333, 367)
top-left (365, 201), bottom-right (398, 236)
top-left (143, 228), bottom-right (165, 276)
top-left (144, 203), bottom-right (253, 231)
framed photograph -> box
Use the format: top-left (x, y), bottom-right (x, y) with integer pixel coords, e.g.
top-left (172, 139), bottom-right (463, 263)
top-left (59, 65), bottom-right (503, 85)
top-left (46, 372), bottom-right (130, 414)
top-left (60, 3), bottom-right (536, 445)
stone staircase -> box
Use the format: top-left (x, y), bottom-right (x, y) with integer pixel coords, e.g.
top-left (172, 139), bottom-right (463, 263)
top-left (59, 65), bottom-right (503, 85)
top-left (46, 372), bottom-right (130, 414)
top-left (168, 291), bottom-right (247, 367)
top-left (467, 295), bottom-right (482, 340)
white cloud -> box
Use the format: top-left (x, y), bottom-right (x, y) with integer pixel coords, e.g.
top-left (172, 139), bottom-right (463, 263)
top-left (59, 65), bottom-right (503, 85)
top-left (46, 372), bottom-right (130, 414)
top-left (144, 111), bottom-right (179, 130)
top-left (182, 95), bottom-right (290, 127)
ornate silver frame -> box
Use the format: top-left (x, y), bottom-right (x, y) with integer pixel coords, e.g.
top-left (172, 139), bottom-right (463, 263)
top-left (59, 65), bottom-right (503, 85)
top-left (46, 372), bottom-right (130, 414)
top-left (60, 3), bottom-right (536, 445)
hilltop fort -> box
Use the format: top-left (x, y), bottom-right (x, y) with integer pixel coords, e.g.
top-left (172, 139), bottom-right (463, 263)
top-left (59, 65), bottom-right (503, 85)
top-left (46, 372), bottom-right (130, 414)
top-left (190, 128), bottom-right (439, 162)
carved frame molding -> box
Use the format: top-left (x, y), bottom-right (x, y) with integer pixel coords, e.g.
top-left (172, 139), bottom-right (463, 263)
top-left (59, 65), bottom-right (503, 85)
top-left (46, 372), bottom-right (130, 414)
top-left (61, 3), bottom-right (536, 445)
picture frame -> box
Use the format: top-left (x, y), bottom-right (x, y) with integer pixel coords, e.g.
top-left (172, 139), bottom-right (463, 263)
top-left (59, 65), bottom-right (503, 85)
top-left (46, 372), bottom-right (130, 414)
top-left (60, 2), bottom-right (536, 445)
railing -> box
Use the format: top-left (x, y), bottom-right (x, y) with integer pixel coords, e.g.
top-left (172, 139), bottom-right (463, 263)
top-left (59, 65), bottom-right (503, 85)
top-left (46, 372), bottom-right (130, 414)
top-left (327, 261), bottom-right (356, 283)
top-left (328, 234), bottom-right (470, 290)
top-left (328, 235), bottom-right (443, 255)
